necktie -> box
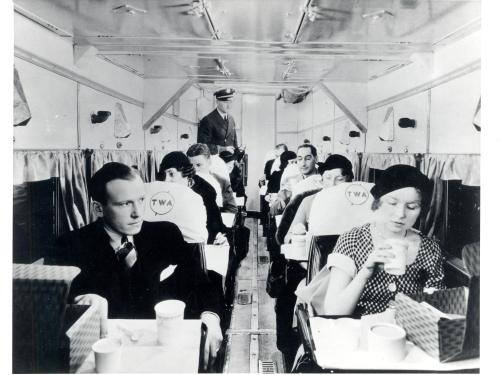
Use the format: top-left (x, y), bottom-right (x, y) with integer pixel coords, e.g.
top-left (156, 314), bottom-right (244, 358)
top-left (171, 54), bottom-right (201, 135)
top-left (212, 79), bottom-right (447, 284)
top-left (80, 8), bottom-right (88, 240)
top-left (117, 235), bottom-right (137, 269)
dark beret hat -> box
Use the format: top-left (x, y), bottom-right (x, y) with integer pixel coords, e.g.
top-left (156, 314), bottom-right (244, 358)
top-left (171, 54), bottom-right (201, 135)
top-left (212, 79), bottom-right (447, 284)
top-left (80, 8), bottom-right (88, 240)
top-left (318, 154), bottom-right (353, 176)
top-left (219, 150), bottom-right (235, 163)
top-left (214, 88), bottom-right (235, 101)
top-left (159, 151), bottom-right (195, 178)
top-left (370, 164), bottom-right (432, 202)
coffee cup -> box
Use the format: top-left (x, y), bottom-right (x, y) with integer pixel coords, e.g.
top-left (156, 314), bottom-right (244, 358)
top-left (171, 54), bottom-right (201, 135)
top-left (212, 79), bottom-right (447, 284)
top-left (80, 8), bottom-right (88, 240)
top-left (154, 300), bottom-right (185, 346)
top-left (367, 323), bottom-right (407, 362)
top-left (384, 238), bottom-right (409, 275)
top-left (92, 337), bottom-right (122, 373)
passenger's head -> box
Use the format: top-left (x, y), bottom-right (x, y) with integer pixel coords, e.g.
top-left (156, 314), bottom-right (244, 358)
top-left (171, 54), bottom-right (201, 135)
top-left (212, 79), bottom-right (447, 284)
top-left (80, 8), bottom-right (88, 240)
top-left (187, 143), bottom-right (211, 174)
top-left (214, 88), bottom-right (235, 114)
top-left (89, 162), bottom-right (145, 235)
top-left (279, 151), bottom-right (297, 170)
top-left (370, 165), bottom-right (433, 234)
top-left (158, 151), bottom-right (195, 186)
top-left (219, 150), bottom-right (236, 172)
top-left (274, 143), bottom-right (288, 157)
top-left (318, 154), bottom-right (354, 188)
top-left (296, 144), bottom-right (317, 177)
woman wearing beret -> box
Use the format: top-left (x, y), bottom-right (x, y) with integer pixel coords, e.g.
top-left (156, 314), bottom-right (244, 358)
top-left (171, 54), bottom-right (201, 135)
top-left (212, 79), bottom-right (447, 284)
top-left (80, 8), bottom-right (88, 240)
top-left (316, 164), bottom-right (445, 315)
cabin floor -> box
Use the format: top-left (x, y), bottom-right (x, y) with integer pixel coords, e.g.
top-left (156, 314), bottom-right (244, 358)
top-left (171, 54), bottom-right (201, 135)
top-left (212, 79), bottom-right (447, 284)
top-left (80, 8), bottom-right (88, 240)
top-left (223, 218), bottom-right (285, 373)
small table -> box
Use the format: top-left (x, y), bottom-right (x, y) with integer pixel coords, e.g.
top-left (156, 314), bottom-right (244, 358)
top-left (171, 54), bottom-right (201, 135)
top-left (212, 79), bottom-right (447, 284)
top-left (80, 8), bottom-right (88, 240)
top-left (294, 306), bottom-right (479, 373)
top-left (77, 319), bottom-right (201, 373)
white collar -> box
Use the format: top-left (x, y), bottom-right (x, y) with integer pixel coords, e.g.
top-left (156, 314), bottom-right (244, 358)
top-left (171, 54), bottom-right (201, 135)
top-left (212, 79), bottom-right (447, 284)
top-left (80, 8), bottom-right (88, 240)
top-left (217, 108), bottom-right (227, 120)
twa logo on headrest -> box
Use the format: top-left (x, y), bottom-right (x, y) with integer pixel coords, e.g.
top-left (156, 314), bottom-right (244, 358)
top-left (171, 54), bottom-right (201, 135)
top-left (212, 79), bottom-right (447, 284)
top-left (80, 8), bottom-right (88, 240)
top-left (150, 191), bottom-right (175, 215)
top-left (345, 184), bottom-right (370, 205)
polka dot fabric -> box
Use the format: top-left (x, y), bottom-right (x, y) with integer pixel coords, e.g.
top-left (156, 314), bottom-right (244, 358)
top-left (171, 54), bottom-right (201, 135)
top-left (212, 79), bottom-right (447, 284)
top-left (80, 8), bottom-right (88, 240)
top-left (331, 223), bottom-right (445, 315)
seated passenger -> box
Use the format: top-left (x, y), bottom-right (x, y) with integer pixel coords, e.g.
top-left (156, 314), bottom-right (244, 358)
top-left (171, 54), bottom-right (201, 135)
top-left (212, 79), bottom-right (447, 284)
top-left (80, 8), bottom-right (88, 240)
top-left (219, 150), bottom-right (246, 199)
top-left (54, 162), bottom-right (222, 368)
top-left (187, 143), bottom-right (238, 213)
top-left (297, 164), bottom-right (445, 315)
top-left (145, 168), bottom-right (208, 244)
top-left (279, 154), bottom-right (354, 245)
top-left (158, 151), bottom-right (227, 245)
top-left (270, 144), bottom-right (318, 216)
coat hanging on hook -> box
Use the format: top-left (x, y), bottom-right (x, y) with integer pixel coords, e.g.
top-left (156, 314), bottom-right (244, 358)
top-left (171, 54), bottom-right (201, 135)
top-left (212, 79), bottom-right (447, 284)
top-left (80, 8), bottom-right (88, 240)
top-left (114, 102), bottom-right (131, 138)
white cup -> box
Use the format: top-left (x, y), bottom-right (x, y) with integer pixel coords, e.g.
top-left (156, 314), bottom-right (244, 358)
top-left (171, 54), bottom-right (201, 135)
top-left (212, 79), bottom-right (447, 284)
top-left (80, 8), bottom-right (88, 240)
top-left (384, 238), bottom-right (409, 275)
top-left (367, 323), bottom-right (407, 362)
top-left (154, 300), bottom-right (185, 346)
top-left (92, 337), bottom-right (122, 373)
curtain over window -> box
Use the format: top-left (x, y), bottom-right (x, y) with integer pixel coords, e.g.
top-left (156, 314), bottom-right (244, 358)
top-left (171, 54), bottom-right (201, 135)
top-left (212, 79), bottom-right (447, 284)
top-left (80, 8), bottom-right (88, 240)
top-left (13, 150), bottom-right (89, 230)
top-left (358, 153), bottom-right (417, 182)
top-left (419, 154), bottom-right (480, 237)
top-left (90, 150), bottom-right (151, 182)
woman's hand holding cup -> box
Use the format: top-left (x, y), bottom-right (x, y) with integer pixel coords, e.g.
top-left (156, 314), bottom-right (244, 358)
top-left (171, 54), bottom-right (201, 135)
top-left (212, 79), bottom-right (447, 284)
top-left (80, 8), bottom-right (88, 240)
top-left (360, 244), bottom-right (395, 279)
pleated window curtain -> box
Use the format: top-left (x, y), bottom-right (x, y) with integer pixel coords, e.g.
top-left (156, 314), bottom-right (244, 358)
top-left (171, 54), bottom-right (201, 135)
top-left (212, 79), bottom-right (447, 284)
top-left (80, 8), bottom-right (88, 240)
top-left (89, 150), bottom-right (151, 182)
top-left (419, 154), bottom-right (480, 237)
top-left (13, 150), bottom-right (90, 231)
top-left (358, 153), bottom-right (417, 182)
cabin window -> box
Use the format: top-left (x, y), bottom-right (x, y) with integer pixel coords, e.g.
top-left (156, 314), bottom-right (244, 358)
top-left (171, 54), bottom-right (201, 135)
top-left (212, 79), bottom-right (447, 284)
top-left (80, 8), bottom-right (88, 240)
top-left (13, 177), bottom-right (68, 264)
top-left (438, 180), bottom-right (480, 259)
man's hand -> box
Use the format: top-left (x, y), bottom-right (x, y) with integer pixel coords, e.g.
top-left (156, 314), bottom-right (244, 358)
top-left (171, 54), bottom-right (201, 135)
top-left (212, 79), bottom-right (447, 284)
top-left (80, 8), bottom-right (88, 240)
top-left (213, 232), bottom-right (228, 245)
top-left (201, 313), bottom-right (223, 371)
top-left (74, 294), bottom-right (108, 337)
top-left (225, 146), bottom-right (235, 153)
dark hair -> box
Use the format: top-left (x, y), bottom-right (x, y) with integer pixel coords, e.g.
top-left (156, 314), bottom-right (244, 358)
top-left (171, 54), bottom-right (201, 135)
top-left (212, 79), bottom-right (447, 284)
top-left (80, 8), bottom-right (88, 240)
top-left (297, 143), bottom-right (317, 158)
top-left (89, 162), bottom-right (140, 204)
top-left (158, 151), bottom-right (195, 181)
top-left (279, 150), bottom-right (297, 170)
top-left (187, 143), bottom-right (211, 158)
top-left (275, 143), bottom-right (288, 152)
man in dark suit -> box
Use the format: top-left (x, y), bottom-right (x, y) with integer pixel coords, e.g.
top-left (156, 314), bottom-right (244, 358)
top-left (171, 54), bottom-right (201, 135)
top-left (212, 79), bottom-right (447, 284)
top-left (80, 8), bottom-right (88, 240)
top-left (198, 88), bottom-right (238, 152)
top-left (55, 162), bottom-right (222, 369)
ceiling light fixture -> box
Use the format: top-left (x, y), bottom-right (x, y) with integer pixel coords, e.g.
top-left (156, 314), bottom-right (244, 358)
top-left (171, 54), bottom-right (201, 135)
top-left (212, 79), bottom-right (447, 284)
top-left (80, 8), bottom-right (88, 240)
top-left (187, 1), bottom-right (208, 18)
top-left (361, 9), bottom-right (394, 20)
top-left (112, 4), bottom-right (147, 15)
top-left (214, 58), bottom-right (231, 77)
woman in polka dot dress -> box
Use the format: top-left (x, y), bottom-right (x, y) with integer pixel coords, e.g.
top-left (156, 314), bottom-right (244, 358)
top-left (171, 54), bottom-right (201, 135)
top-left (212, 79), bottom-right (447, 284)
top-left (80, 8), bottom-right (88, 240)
top-left (323, 164), bottom-right (445, 316)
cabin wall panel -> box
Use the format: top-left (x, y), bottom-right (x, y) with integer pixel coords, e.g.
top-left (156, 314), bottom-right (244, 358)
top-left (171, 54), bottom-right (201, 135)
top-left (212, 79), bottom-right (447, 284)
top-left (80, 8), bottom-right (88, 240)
top-left (14, 12), bottom-right (143, 103)
top-left (78, 86), bottom-right (145, 150)
top-left (143, 78), bottom-right (190, 127)
top-left (177, 122), bottom-right (198, 153)
top-left (241, 95), bottom-right (275, 211)
top-left (276, 132), bottom-right (298, 152)
top-left (323, 82), bottom-right (368, 126)
top-left (312, 90), bottom-right (335, 125)
top-left (366, 92), bottom-right (428, 154)
top-left (14, 57), bottom-right (78, 150)
top-left (333, 119), bottom-right (365, 156)
top-left (429, 70), bottom-right (480, 154)
top-left (144, 116), bottom-right (178, 152)
top-left (276, 101), bottom-right (299, 132)
top-left (297, 95), bottom-right (313, 131)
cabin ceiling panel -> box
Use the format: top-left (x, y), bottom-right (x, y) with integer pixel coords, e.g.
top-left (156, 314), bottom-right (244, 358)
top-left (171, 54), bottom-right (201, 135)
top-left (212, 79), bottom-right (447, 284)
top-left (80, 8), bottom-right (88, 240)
top-left (298, 0), bottom-right (480, 45)
top-left (14, 0), bottom-right (214, 38)
top-left (207, 0), bottom-right (303, 42)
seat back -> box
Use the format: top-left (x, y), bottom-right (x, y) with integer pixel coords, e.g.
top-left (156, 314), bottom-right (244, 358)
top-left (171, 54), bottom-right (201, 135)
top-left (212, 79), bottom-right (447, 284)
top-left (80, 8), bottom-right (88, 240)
top-left (308, 181), bottom-right (375, 236)
top-left (306, 235), bottom-right (340, 284)
top-left (144, 181), bottom-right (208, 243)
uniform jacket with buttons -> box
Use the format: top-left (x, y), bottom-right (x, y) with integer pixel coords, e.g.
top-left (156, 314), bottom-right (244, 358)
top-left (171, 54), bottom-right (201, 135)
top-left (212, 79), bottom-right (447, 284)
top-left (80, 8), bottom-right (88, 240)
top-left (198, 109), bottom-right (238, 148)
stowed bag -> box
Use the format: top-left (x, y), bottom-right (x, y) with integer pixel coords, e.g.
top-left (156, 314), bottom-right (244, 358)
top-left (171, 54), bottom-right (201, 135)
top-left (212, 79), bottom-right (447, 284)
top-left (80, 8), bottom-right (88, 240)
top-left (266, 254), bottom-right (287, 298)
top-left (395, 244), bottom-right (479, 362)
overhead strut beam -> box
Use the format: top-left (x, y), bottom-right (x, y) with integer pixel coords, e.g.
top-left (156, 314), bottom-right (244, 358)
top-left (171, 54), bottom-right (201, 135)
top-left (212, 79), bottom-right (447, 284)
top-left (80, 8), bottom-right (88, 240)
top-left (142, 79), bottom-right (194, 130)
top-left (318, 82), bottom-right (367, 133)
